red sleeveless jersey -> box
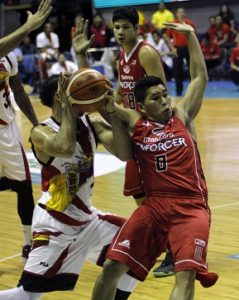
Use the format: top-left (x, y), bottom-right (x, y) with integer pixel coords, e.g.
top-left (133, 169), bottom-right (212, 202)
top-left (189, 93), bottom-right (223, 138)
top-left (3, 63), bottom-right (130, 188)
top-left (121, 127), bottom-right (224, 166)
top-left (118, 40), bottom-right (159, 109)
top-left (131, 115), bottom-right (208, 201)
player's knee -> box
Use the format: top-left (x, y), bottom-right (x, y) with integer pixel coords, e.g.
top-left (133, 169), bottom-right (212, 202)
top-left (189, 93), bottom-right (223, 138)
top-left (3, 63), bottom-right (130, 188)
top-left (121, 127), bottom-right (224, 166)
top-left (103, 259), bottom-right (129, 280)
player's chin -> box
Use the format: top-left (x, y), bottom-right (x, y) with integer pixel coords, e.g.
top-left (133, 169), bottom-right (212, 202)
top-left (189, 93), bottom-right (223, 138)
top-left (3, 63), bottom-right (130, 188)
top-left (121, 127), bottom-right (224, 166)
top-left (163, 108), bottom-right (172, 119)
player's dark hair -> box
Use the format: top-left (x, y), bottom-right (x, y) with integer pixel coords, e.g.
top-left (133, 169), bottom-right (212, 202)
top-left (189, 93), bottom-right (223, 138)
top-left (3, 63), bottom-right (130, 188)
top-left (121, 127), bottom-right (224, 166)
top-left (112, 7), bottom-right (139, 26)
top-left (39, 75), bottom-right (59, 108)
top-left (134, 76), bottom-right (166, 104)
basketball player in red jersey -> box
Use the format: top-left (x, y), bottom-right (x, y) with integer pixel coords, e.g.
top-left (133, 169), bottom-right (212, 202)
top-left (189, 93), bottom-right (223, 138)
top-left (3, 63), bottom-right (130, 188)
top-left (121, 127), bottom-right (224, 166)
top-left (112, 7), bottom-right (175, 277)
top-left (72, 11), bottom-right (173, 277)
top-left (92, 22), bottom-right (218, 300)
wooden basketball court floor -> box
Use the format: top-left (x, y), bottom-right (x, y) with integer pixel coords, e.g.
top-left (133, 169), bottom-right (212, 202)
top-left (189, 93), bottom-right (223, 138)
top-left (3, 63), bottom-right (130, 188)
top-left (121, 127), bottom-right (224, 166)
top-left (0, 95), bottom-right (239, 300)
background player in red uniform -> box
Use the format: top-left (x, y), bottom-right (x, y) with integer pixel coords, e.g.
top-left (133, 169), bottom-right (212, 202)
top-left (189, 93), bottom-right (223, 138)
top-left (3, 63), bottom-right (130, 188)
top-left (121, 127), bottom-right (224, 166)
top-left (92, 22), bottom-right (218, 300)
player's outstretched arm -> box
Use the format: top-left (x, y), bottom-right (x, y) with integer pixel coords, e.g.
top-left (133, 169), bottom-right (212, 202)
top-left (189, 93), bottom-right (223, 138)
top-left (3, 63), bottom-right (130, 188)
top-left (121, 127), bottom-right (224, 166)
top-left (72, 18), bottom-right (95, 68)
top-left (165, 22), bottom-right (208, 122)
top-left (0, 0), bottom-right (52, 58)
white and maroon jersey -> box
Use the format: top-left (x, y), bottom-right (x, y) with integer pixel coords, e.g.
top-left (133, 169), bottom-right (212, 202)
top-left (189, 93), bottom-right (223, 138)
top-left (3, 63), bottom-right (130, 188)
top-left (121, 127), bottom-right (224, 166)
top-left (131, 114), bottom-right (208, 201)
top-left (118, 40), bottom-right (160, 109)
top-left (32, 115), bottom-right (98, 226)
top-left (0, 52), bottom-right (18, 125)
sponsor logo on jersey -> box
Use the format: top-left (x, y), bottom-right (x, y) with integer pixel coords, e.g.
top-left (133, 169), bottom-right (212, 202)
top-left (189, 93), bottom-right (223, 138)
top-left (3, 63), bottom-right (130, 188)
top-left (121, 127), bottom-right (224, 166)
top-left (121, 75), bottom-right (134, 80)
top-left (123, 65), bottom-right (130, 74)
top-left (120, 81), bottom-right (135, 90)
top-left (131, 60), bottom-right (136, 65)
top-left (195, 239), bottom-right (206, 247)
top-left (40, 261), bottom-right (49, 267)
top-left (118, 240), bottom-right (130, 249)
top-left (137, 137), bottom-right (187, 152)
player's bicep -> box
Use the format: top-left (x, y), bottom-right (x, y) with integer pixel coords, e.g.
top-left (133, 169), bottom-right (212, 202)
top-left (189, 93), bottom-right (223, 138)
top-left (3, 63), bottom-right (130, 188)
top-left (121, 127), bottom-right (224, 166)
top-left (31, 126), bottom-right (63, 157)
top-left (177, 77), bottom-right (206, 121)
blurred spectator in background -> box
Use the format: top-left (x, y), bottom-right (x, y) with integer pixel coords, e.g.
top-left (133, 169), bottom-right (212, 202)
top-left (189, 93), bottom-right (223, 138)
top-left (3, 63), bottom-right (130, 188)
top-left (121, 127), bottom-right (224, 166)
top-left (207, 16), bottom-right (216, 41)
top-left (151, 1), bottom-right (174, 30)
top-left (166, 7), bottom-right (196, 96)
top-left (219, 4), bottom-right (237, 39)
top-left (20, 36), bottom-right (36, 55)
top-left (70, 15), bottom-right (82, 65)
top-left (89, 12), bottom-right (112, 61)
top-left (201, 33), bottom-right (222, 70)
top-left (229, 38), bottom-right (239, 91)
top-left (36, 22), bottom-right (60, 79)
top-left (212, 15), bottom-right (231, 47)
top-left (49, 53), bottom-right (78, 76)
top-left (147, 29), bottom-right (174, 81)
top-left (19, 36), bottom-right (38, 92)
top-left (137, 9), bottom-right (153, 35)
top-left (55, 15), bottom-right (72, 53)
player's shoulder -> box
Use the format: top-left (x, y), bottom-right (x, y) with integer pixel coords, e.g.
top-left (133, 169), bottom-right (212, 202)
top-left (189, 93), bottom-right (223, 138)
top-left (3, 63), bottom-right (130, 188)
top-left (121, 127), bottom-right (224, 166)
top-left (5, 51), bottom-right (17, 66)
top-left (139, 42), bottom-right (157, 56)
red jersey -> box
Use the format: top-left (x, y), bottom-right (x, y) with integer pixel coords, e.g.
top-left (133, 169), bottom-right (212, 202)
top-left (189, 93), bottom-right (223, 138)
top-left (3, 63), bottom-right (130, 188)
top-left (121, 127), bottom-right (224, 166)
top-left (118, 40), bottom-right (160, 109)
top-left (211, 24), bottom-right (230, 43)
top-left (167, 19), bottom-right (196, 47)
top-left (229, 47), bottom-right (239, 66)
top-left (131, 115), bottom-right (208, 200)
top-left (200, 41), bottom-right (221, 59)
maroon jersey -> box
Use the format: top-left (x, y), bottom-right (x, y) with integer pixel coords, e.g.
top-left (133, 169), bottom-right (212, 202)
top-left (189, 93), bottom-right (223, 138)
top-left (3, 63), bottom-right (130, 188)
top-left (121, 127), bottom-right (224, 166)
top-left (118, 40), bottom-right (159, 109)
top-left (131, 114), bottom-right (208, 201)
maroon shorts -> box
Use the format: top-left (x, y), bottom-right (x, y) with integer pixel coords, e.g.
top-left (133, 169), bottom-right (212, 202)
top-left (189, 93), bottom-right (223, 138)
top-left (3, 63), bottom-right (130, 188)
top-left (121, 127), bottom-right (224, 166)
top-left (123, 159), bottom-right (144, 197)
top-left (107, 195), bottom-right (211, 281)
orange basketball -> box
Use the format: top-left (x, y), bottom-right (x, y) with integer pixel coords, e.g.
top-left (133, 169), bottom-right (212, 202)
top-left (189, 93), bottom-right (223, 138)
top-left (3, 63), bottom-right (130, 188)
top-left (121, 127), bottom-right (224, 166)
top-left (66, 68), bottom-right (108, 112)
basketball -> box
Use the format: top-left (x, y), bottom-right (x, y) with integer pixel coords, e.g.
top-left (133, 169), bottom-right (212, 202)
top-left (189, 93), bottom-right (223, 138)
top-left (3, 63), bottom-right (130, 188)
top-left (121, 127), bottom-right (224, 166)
top-left (66, 68), bottom-right (108, 112)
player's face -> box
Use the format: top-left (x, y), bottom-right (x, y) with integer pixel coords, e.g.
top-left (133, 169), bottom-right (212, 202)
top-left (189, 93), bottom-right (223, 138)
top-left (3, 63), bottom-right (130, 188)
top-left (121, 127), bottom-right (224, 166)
top-left (113, 19), bottom-right (138, 46)
top-left (143, 84), bottom-right (172, 123)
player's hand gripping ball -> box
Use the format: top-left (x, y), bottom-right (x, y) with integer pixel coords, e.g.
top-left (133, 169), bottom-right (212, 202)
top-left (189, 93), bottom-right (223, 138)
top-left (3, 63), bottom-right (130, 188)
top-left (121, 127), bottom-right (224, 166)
top-left (66, 68), bottom-right (108, 112)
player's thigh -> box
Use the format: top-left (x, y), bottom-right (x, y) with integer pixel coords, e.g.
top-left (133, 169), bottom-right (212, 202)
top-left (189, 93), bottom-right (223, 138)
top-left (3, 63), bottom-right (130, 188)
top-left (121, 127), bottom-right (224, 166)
top-left (169, 207), bottom-right (210, 267)
top-left (85, 213), bottom-right (124, 264)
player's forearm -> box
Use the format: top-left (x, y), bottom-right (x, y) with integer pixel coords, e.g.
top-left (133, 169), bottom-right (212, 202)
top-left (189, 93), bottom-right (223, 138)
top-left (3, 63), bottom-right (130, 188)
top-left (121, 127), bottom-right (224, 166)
top-left (54, 105), bottom-right (76, 155)
top-left (187, 32), bottom-right (208, 81)
top-left (107, 111), bottom-right (132, 161)
top-left (76, 53), bottom-right (89, 69)
top-left (0, 24), bottom-right (30, 58)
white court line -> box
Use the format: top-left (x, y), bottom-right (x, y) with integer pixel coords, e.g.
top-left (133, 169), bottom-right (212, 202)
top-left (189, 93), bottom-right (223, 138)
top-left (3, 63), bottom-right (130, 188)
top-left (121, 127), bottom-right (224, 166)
top-left (210, 201), bottom-right (239, 210)
top-left (0, 253), bottom-right (21, 263)
top-left (0, 201), bottom-right (239, 264)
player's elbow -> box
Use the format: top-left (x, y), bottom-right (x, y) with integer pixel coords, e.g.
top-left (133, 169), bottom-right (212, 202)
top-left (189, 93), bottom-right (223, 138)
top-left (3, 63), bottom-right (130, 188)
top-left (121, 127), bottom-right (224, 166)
top-left (116, 148), bottom-right (132, 161)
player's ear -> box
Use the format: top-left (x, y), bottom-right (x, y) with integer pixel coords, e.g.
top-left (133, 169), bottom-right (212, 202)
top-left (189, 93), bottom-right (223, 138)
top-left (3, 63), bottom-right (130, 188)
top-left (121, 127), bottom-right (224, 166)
top-left (135, 24), bottom-right (139, 31)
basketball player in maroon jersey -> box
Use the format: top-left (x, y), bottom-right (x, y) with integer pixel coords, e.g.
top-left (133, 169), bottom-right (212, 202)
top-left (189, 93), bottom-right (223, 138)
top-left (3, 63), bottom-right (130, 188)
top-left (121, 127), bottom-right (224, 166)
top-left (0, 0), bottom-right (52, 58)
top-left (73, 10), bottom-right (174, 277)
top-left (92, 22), bottom-right (218, 300)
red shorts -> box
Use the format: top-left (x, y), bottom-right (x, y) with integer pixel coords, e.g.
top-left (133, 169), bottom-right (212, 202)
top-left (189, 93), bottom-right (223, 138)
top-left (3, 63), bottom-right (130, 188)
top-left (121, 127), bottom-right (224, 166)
top-left (123, 159), bottom-right (144, 197)
top-left (107, 195), bottom-right (212, 282)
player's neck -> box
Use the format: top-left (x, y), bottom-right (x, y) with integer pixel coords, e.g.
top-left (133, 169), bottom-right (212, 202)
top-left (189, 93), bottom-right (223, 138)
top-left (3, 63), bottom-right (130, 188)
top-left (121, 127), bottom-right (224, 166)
top-left (123, 38), bottom-right (139, 54)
